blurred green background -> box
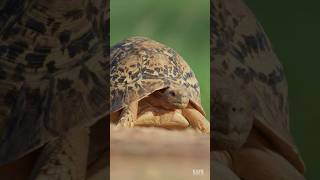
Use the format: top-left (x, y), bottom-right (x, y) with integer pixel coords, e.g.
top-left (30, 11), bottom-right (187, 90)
top-left (245, 0), bottom-right (320, 178)
top-left (111, 0), bottom-right (210, 119)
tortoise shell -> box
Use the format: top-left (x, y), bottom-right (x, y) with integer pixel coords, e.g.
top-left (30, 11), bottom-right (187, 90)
top-left (0, 0), bottom-right (109, 164)
top-left (211, 0), bottom-right (304, 172)
top-left (110, 37), bottom-right (205, 115)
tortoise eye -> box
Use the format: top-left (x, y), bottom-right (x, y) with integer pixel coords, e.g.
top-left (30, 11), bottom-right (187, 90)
top-left (170, 91), bottom-right (176, 96)
top-left (158, 88), bottom-right (167, 94)
top-left (232, 107), bottom-right (236, 112)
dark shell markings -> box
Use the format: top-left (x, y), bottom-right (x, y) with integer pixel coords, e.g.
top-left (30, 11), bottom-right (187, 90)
top-left (211, 0), bottom-right (304, 172)
top-left (0, 0), bottom-right (109, 164)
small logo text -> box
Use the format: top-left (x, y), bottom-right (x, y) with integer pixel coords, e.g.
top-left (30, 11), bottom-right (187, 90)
top-left (192, 169), bottom-right (204, 176)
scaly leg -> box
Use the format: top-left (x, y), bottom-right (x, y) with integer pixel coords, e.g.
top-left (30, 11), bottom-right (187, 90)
top-left (30, 127), bottom-right (90, 180)
top-left (182, 106), bottom-right (210, 133)
top-left (116, 101), bottom-right (138, 128)
top-left (231, 148), bottom-right (305, 180)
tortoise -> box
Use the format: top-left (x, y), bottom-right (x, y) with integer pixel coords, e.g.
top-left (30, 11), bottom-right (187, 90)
top-left (211, 0), bottom-right (305, 176)
top-left (0, 0), bottom-right (109, 179)
top-left (110, 37), bottom-right (209, 133)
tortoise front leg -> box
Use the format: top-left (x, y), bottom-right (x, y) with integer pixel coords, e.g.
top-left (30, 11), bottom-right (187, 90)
top-left (182, 106), bottom-right (210, 133)
top-left (230, 148), bottom-right (306, 180)
top-left (116, 101), bottom-right (138, 128)
top-left (30, 127), bottom-right (90, 180)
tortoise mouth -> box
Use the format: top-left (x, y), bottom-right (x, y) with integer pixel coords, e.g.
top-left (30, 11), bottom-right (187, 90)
top-left (170, 100), bottom-right (189, 109)
top-left (213, 131), bottom-right (245, 150)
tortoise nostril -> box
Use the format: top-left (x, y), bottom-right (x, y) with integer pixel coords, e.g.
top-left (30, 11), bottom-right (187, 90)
top-left (232, 107), bottom-right (236, 112)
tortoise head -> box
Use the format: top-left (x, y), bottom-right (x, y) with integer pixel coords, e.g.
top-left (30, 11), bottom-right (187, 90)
top-left (212, 86), bottom-right (256, 150)
top-left (155, 85), bottom-right (189, 109)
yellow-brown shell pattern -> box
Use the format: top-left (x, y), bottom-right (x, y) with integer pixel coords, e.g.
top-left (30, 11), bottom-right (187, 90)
top-left (111, 37), bottom-right (204, 114)
top-left (0, 0), bottom-right (109, 165)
